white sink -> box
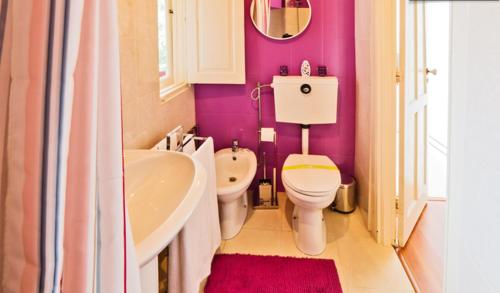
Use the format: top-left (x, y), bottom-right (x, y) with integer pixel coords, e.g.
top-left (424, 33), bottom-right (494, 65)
top-left (124, 150), bottom-right (207, 266)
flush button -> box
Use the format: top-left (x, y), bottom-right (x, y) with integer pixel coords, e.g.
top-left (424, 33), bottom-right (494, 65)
top-left (300, 84), bottom-right (312, 94)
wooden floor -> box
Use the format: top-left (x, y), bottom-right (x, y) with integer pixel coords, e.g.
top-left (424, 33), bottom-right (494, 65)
top-left (397, 200), bottom-right (447, 293)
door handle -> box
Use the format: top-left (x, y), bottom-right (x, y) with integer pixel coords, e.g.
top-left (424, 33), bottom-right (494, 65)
top-left (426, 68), bottom-right (437, 76)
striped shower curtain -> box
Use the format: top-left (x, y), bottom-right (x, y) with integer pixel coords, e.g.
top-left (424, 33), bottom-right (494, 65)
top-left (253, 0), bottom-right (271, 35)
top-left (0, 0), bottom-right (141, 292)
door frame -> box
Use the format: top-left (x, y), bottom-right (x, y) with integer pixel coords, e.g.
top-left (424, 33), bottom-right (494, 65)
top-left (374, 0), bottom-right (418, 247)
top-left (375, 0), bottom-right (449, 248)
top-left (370, 0), bottom-right (398, 246)
top-left (372, 0), bottom-right (429, 247)
top-left (364, 0), bottom-right (440, 247)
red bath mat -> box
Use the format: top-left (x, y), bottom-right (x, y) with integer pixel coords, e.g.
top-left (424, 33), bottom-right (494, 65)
top-left (204, 254), bottom-right (343, 293)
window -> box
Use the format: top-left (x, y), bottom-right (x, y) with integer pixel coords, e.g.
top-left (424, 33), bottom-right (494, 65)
top-left (158, 0), bottom-right (174, 88)
top-left (157, 0), bottom-right (187, 99)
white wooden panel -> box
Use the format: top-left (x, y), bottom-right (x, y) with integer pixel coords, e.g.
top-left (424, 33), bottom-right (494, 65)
top-left (397, 0), bottom-right (428, 247)
top-left (446, 4), bottom-right (500, 292)
top-left (187, 0), bottom-right (246, 84)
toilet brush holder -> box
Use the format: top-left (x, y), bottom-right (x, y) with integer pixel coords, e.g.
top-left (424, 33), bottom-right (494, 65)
top-left (258, 180), bottom-right (272, 204)
top-left (254, 152), bottom-right (278, 209)
top-left (255, 179), bottom-right (278, 209)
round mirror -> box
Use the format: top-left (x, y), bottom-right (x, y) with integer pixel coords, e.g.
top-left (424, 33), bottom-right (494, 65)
top-left (250, 0), bottom-right (312, 40)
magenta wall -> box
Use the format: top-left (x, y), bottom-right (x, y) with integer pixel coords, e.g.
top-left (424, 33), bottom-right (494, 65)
top-left (195, 0), bottom-right (356, 191)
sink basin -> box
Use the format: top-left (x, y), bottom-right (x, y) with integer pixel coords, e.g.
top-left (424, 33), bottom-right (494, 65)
top-left (124, 150), bottom-right (207, 266)
top-left (215, 148), bottom-right (257, 199)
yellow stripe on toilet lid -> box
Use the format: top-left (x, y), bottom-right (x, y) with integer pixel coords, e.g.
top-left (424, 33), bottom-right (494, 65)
top-left (282, 164), bottom-right (339, 171)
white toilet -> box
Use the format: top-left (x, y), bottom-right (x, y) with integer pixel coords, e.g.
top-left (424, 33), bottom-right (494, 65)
top-left (272, 75), bottom-right (341, 255)
top-left (282, 154), bottom-right (340, 255)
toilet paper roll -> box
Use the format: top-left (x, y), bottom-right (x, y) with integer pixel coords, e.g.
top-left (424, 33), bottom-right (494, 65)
top-left (260, 128), bottom-right (275, 142)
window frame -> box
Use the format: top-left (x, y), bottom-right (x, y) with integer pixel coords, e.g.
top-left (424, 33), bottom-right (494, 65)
top-left (159, 0), bottom-right (174, 89)
top-left (158, 0), bottom-right (189, 102)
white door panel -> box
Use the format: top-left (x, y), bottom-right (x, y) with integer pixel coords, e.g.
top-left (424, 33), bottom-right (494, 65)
top-left (397, 0), bottom-right (428, 246)
top-left (186, 0), bottom-right (246, 84)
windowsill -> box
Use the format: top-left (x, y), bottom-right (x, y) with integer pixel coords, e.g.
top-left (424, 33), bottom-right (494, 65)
top-left (159, 82), bottom-right (191, 104)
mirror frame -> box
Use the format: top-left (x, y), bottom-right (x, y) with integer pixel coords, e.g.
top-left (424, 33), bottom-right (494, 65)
top-left (250, 0), bottom-right (312, 41)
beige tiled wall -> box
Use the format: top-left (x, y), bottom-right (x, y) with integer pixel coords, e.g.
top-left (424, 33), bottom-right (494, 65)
top-left (118, 0), bottom-right (195, 149)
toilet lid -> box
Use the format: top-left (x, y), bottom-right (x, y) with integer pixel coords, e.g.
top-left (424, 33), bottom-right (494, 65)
top-left (282, 154), bottom-right (341, 195)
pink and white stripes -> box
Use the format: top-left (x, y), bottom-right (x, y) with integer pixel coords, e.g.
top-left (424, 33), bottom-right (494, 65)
top-left (0, 0), bottom-right (141, 292)
top-left (253, 0), bottom-right (271, 35)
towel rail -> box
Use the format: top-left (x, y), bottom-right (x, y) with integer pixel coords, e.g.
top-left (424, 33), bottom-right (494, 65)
top-left (176, 134), bottom-right (209, 152)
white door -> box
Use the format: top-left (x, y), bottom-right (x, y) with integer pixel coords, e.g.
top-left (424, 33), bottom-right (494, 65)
top-left (397, 0), bottom-right (428, 247)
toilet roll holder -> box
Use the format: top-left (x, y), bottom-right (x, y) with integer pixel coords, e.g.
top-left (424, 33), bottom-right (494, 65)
top-left (253, 82), bottom-right (279, 210)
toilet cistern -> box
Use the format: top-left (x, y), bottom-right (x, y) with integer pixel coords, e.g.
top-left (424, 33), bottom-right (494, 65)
top-left (271, 75), bottom-right (339, 154)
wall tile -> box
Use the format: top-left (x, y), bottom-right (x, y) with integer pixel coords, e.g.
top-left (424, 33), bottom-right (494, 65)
top-left (118, 0), bottom-right (195, 149)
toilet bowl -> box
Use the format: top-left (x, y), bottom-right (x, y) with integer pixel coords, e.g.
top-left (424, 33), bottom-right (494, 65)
top-left (282, 154), bottom-right (341, 255)
top-left (215, 148), bottom-right (257, 239)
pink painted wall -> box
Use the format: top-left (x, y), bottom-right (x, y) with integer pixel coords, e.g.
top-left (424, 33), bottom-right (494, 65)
top-left (195, 0), bottom-right (356, 191)
top-left (270, 0), bottom-right (283, 9)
